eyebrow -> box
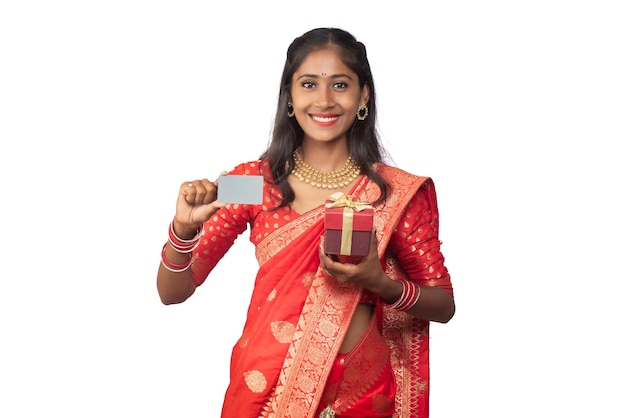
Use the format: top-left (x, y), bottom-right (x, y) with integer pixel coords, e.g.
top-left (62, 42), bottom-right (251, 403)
top-left (296, 73), bottom-right (354, 81)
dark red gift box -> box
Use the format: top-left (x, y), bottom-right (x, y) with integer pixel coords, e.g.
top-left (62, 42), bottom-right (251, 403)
top-left (324, 193), bottom-right (374, 257)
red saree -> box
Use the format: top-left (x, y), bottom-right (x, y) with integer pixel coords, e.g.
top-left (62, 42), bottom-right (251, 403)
top-left (189, 160), bottom-right (453, 418)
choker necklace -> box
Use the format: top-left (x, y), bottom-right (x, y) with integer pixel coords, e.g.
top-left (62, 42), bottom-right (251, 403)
top-left (291, 147), bottom-right (361, 190)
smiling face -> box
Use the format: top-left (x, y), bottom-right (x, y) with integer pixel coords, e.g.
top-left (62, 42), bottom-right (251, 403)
top-left (290, 46), bottom-right (369, 145)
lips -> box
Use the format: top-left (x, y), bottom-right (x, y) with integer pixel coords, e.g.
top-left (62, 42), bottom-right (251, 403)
top-left (310, 114), bottom-right (339, 126)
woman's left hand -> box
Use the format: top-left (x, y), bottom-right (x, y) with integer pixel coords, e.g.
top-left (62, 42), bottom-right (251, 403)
top-left (318, 231), bottom-right (389, 291)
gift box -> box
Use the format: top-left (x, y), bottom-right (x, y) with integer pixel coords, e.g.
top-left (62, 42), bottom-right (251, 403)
top-left (324, 192), bottom-right (374, 257)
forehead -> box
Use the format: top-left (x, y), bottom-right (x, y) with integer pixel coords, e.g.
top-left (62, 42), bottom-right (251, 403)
top-left (294, 47), bottom-right (356, 77)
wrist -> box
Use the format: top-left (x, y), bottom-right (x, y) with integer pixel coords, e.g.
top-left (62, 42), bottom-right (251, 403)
top-left (374, 275), bottom-right (403, 304)
top-left (168, 220), bottom-right (203, 254)
top-left (172, 218), bottom-right (202, 240)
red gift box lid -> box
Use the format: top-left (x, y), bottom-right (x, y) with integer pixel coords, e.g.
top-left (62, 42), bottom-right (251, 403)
top-left (324, 205), bottom-right (373, 231)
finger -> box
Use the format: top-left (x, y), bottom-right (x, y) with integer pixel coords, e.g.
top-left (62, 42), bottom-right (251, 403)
top-left (199, 178), bottom-right (218, 204)
top-left (190, 179), bottom-right (206, 205)
top-left (191, 178), bottom-right (219, 206)
top-left (180, 181), bottom-right (198, 204)
top-left (318, 236), bottom-right (329, 263)
top-left (195, 200), bottom-right (226, 221)
top-left (213, 171), bottom-right (229, 192)
top-left (180, 181), bottom-right (194, 194)
top-left (214, 171), bottom-right (229, 184)
top-left (318, 236), bottom-right (335, 260)
top-left (180, 180), bottom-right (212, 206)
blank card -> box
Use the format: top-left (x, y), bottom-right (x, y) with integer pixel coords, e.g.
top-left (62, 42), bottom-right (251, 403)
top-left (217, 175), bottom-right (263, 204)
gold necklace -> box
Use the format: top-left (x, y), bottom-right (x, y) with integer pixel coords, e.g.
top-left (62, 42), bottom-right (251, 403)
top-left (291, 147), bottom-right (361, 190)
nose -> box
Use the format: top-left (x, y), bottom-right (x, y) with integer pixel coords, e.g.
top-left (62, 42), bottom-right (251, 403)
top-left (315, 86), bottom-right (334, 109)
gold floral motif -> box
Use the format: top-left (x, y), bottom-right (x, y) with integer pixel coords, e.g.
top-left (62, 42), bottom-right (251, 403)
top-left (270, 321), bottom-right (296, 344)
top-left (317, 318), bottom-right (339, 338)
top-left (301, 271), bottom-right (316, 288)
top-left (259, 169), bottom-right (435, 416)
top-left (243, 370), bottom-right (267, 393)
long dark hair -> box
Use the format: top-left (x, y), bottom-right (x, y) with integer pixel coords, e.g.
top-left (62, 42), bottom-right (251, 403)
top-left (260, 27), bottom-right (390, 208)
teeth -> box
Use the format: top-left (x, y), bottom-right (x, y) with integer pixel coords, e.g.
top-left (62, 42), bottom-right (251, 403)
top-left (312, 115), bottom-right (337, 122)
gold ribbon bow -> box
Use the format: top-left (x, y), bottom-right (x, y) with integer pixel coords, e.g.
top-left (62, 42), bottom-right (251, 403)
top-left (325, 193), bottom-right (373, 255)
top-left (325, 192), bottom-right (373, 211)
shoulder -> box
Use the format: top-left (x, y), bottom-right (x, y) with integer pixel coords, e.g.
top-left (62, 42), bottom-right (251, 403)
top-left (374, 164), bottom-right (443, 231)
top-left (373, 163), bottom-right (432, 189)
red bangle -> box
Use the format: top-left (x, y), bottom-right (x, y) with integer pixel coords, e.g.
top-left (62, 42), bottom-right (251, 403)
top-left (388, 279), bottom-right (421, 311)
top-left (161, 243), bottom-right (192, 273)
top-left (168, 222), bottom-right (203, 253)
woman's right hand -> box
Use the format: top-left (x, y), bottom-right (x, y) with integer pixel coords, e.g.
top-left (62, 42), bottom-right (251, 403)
top-left (172, 178), bottom-right (225, 238)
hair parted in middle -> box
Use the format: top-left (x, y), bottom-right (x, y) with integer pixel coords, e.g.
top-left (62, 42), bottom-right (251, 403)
top-left (260, 27), bottom-right (391, 209)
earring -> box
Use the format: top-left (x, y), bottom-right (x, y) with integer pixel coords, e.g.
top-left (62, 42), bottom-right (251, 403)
top-left (356, 103), bottom-right (368, 120)
top-left (287, 102), bottom-right (295, 118)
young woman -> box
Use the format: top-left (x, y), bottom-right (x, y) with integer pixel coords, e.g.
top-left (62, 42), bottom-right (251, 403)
top-left (157, 27), bottom-right (455, 418)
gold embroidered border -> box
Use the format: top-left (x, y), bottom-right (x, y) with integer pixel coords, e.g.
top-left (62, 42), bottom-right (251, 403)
top-left (262, 166), bottom-right (431, 417)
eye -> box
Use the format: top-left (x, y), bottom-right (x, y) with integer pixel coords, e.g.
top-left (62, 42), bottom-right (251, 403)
top-left (301, 81), bottom-right (315, 89)
top-left (333, 81), bottom-right (348, 89)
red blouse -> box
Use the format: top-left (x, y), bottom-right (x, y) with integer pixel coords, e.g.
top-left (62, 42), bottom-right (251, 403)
top-left (190, 160), bottom-right (453, 298)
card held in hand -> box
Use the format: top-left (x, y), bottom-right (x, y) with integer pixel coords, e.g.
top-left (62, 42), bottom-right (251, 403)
top-left (217, 175), bottom-right (263, 204)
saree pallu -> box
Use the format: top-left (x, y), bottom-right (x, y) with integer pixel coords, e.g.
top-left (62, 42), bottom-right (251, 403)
top-left (315, 309), bottom-right (396, 417)
top-left (215, 162), bottom-right (447, 417)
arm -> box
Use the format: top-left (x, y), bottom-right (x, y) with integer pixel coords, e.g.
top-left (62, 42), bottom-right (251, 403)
top-left (319, 233), bottom-right (455, 323)
top-left (157, 179), bottom-right (225, 305)
top-left (319, 184), bottom-right (455, 323)
top-left (367, 266), bottom-right (455, 323)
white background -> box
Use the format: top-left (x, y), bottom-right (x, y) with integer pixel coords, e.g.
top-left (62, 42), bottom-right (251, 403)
top-left (1, 1), bottom-right (625, 417)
